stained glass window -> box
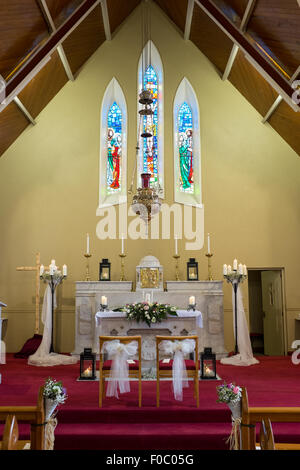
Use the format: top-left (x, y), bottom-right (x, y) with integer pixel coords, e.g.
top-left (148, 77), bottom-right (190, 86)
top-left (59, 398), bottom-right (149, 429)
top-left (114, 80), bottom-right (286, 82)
top-left (107, 102), bottom-right (122, 192)
top-left (178, 102), bottom-right (194, 193)
top-left (142, 65), bottom-right (158, 185)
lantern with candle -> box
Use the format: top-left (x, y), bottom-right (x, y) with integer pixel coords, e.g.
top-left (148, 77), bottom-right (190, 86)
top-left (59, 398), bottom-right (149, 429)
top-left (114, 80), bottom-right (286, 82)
top-left (200, 347), bottom-right (217, 380)
top-left (99, 259), bottom-right (111, 281)
top-left (79, 348), bottom-right (96, 381)
top-left (187, 258), bottom-right (198, 281)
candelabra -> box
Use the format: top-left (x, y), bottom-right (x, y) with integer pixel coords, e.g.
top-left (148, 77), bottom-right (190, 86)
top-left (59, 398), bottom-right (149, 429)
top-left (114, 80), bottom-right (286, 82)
top-left (40, 267), bottom-right (67, 353)
top-left (205, 253), bottom-right (213, 281)
top-left (84, 253), bottom-right (91, 281)
top-left (223, 268), bottom-right (247, 355)
top-left (173, 254), bottom-right (180, 281)
top-left (119, 253), bottom-right (126, 281)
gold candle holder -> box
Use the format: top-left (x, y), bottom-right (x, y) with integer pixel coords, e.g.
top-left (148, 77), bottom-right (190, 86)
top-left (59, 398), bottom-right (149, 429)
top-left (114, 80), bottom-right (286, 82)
top-left (173, 254), bottom-right (180, 281)
top-left (84, 253), bottom-right (91, 281)
top-left (205, 253), bottom-right (213, 281)
top-left (119, 253), bottom-right (126, 281)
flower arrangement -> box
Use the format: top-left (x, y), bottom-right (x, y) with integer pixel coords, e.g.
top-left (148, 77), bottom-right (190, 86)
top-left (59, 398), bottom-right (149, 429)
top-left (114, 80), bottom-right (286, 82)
top-left (216, 382), bottom-right (242, 404)
top-left (43, 377), bottom-right (67, 405)
top-left (123, 302), bottom-right (177, 327)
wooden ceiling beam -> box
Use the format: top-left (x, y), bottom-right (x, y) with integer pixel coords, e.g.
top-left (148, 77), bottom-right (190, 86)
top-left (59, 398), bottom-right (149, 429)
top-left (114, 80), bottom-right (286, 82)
top-left (100, 0), bottom-right (111, 41)
top-left (184, 0), bottom-right (195, 41)
top-left (194, 0), bottom-right (300, 111)
top-left (2, 0), bottom-right (101, 107)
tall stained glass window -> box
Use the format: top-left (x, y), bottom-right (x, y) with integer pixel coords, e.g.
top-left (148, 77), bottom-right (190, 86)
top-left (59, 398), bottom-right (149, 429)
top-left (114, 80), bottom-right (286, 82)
top-left (142, 65), bottom-right (158, 185)
top-left (107, 102), bottom-right (122, 192)
top-left (178, 102), bottom-right (193, 193)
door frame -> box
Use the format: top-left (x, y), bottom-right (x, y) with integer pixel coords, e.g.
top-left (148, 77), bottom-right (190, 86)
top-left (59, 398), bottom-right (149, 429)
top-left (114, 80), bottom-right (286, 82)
top-left (247, 267), bottom-right (287, 356)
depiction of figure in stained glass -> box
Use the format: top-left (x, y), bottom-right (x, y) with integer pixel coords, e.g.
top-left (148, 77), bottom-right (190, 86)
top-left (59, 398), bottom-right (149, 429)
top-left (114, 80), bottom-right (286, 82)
top-left (178, 102), bottom-right (193, 193)
top-left (107, 102), bottom-right (122, 191)
top-left (143, 65), bottom-right (158, 185)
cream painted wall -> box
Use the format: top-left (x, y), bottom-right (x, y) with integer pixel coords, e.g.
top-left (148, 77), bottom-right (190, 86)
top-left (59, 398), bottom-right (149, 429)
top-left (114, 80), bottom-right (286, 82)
top-left (1, 3), bottom-right (300, 354)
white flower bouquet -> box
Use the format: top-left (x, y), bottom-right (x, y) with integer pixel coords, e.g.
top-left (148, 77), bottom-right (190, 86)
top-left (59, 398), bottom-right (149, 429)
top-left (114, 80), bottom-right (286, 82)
top-left (43, 377), bottom-right (67, 405)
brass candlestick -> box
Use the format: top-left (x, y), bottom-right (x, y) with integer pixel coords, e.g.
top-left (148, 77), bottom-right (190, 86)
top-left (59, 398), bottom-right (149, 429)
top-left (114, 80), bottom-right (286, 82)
top-left (84, 253), bottom-right (91, 281)
top-left (173, 254), bottom-right (180, 281)
top-left (205, 253), bottom-right (213, 281)
top-left (119, 253), bottom-right (126, 281)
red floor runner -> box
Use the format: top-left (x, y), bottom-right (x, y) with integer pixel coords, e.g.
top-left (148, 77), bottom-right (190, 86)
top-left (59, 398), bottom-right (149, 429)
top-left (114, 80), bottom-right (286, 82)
top-left (1, 354), bottom-right (300, 449)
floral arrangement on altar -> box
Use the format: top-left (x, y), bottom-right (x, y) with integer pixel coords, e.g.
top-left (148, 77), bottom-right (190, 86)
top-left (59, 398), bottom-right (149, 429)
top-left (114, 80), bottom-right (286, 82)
top-left (216, 382), bottom-right (242, 404)
top-left (43, 377), bottom-right (67, 405)
top-left (123, 302), bottom-right (177, 327)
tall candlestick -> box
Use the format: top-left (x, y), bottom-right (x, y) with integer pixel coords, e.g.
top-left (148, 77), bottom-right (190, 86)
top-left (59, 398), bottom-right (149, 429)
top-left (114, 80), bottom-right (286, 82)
top-left (175, 236), bottom-right (178, 256)
top-left (207, 233), bottom-right (211, 254)
top-left (86, 233), bottom-right (90, 255)
top-left (121, 235), bottom-right (124, 255)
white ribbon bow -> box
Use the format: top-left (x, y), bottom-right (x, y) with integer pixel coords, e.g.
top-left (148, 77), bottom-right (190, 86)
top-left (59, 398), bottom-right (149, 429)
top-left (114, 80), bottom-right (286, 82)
top-left (101, 340), bottom-right (138, 399)
top-left (159, 339), bottom-right (196, 401)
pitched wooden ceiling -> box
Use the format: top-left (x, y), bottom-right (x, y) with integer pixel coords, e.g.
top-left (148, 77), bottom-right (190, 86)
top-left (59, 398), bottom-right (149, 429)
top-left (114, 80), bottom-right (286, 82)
top-left (0, 0), bottom-right (299, 157)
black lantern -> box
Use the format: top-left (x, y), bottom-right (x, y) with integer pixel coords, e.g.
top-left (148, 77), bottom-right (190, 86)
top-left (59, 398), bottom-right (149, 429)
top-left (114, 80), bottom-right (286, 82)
top-left (99, 258), bottom-right (111, 281)
top-left (79, 348), bottom-right (96, 380)
top-left (187, 258), bottom-right (198, 281)
top-left (200, 347), bottom-right (216, 380)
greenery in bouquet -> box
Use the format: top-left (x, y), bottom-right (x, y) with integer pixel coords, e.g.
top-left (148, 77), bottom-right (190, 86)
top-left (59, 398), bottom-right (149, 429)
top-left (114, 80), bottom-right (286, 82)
top-left (43, 377), bottom-right (68, 404)
top-left (123, 302), bottom-right (177, 327)
top-left (216, 382), bottom-right (242, 404)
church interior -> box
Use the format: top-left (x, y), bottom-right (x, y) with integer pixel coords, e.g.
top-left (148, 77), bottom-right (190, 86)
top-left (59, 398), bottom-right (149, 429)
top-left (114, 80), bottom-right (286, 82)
top-left (0, 0), bottom-right (300, 452)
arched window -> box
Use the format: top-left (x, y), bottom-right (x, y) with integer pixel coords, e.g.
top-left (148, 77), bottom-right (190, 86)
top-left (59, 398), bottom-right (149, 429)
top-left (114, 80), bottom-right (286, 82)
top-left (97, 78), bottom-right (127, 211)
top-left (174, 78), bottom-right (202, 207)
top-left (137, 41), bottom-right (164, 196)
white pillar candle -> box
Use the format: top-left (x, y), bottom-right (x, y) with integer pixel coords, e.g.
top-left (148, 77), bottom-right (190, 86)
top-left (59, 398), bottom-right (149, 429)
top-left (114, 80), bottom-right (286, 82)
top-left (243, 264), bottom-right (247, 275)
top-left (40, 265), bottom-right (44, 276)
top-left (238, 263), bottom-right (243, 275)
top-left (49, 264), bottom-right (55, 276)
top-left (175, 236), bottom-right (178, 255)
top-left (145, 293), bottom-right (151, 304)
top-left (189, 296), bottom-right (196, 305)
top-left (233, 259), bottom-right (238, 271)
top-left (63, 264), bottom-right (67, 276)
top-left (51, 259), bottom-right (55, 266)
top-left (86, 233), bottom-right (90, 255)
top-left (101, 296), bottom-right (107, 306)
top-left (227, 265), bottom-right (232, 274)
top-left (223, 264), bottom-right (227, 275)
top-left (207, 233), bottom-right (211, 254)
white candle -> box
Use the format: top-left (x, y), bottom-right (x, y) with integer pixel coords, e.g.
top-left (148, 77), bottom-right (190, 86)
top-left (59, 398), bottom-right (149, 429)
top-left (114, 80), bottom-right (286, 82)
top-left (207, 233), bottom-right (211, 254)
top-left (63, 264), bottom-right (67, 276)
top-left (51, 259), bottom-right (55, 266)
top-left (223, 264), bottom-right (227, 275)
top-left (175, 236), bottom-right (178, 255)
top-left (40, 264), bottom-right (44, 276)
top-left (238, 263), bottom-right (243, 275)
top-left (121, 235), bottom-right (124, 255)
top-left (189, 296), bottom-right (196, 305)
top-left (101, 296), bottom-right (107, 306)
top-left (243, 264), bottom-right (247, 275)
top-left (86, 233), bottom-right (90, 255)
top-left (145, 293), bottom-right (151, 304)
top-left (233, 259), bottom-right (238, 271)
top-left (49, 264), bottom-right (54, 276)
top-left (227, 265), bottom-right (232, 274)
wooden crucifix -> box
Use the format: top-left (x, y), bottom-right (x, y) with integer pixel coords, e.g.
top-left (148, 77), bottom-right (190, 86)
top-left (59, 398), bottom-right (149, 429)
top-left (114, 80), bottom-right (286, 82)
top-left (16, 252), bottom-right (42, 334)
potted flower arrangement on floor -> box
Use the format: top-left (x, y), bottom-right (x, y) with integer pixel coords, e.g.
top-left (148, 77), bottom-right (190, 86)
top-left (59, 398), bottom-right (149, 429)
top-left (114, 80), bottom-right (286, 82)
top-left (216, 382), bottom-right (242, 450)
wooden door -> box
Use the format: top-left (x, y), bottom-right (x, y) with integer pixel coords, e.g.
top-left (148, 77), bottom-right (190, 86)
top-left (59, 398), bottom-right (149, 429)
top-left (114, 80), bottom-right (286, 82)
top-left (261, 270), bottom-right (284, 356)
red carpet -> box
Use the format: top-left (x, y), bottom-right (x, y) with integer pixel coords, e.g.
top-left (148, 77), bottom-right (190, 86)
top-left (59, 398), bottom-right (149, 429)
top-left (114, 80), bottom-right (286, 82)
top-left (1, 354), bottom-right (300, 449)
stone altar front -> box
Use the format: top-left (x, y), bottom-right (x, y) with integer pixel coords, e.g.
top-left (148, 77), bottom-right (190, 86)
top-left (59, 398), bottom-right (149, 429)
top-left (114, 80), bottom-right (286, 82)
top-left (73, 281), bottom-right (227, 359)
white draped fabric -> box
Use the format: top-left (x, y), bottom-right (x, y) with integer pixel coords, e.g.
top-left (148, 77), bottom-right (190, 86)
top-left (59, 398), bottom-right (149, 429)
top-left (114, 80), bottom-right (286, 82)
top-left (221, 285), bottom-right (259, 366)
top-left (159, 339), bottom-right (196, 401)
top-left (101, 340), bottom-right (138, 398)
top-left (28, 284), bottom-right (77, 367)
top-left (0, 340), bottom-right (5, 364)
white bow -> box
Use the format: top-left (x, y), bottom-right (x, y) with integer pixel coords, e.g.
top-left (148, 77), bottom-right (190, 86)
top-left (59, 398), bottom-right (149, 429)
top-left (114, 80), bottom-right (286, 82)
top-left (101, 340), bottom-right (138, 399)
top-left (159, 339), bottom-right (196, 401)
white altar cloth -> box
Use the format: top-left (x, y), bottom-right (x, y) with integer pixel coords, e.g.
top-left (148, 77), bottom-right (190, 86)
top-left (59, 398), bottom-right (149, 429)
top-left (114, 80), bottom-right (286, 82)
top-left (95, 310), bottom-right (203, 329)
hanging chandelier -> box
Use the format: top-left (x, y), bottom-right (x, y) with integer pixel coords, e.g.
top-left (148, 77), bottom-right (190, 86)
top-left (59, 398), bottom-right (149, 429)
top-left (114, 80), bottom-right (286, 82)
top-left (129, 0), bottom-right (161, 224)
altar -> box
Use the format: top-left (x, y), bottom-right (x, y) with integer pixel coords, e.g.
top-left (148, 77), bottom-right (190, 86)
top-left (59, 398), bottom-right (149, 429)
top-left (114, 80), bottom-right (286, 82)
top-left (73, 279), bottom-right (227, 360)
